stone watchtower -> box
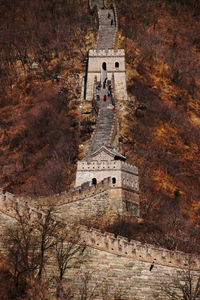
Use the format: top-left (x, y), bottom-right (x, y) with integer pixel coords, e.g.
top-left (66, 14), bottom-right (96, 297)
top-left (75, 146), bottom-right (140, 216)
top-left (86, 49), bottom-right (128, 101)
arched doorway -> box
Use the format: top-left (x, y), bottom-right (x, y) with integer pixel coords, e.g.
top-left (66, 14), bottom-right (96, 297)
top-left (101, 62), bottom-right (107, 87)
top-left (102, 62), bottom-right (107, 71)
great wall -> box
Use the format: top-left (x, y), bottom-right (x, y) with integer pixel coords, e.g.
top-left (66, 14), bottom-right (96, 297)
top-left (0, 0), bottom-right (200, 299)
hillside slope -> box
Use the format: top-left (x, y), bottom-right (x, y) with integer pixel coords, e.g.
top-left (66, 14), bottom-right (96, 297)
top-left (0, 0), bottom-right (95, 196)
top-left (106, 0), bottom-right (200, 252)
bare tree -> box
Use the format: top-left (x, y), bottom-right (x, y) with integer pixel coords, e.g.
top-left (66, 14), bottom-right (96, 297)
top-left (54, 227), bottom-right (86, 298)
top-left (3, 202), bottom-right (87, 298)
top-left (162, 256), bottom-right (200, 300)
top-left (79, 273), bottom-right (99, 300)
top-left (5, 203), bottom-right (40, 288)
top-left (36, 207), bottom-right (60, 279)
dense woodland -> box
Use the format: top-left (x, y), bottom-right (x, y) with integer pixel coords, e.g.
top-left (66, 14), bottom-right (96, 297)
top-left (102, 0), bottom-right (200, 253)
top-left (0, 0), bottom-right (93, 196)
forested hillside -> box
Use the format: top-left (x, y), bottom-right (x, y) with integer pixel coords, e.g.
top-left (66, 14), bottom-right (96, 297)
top-left (102, 0), bottom-right (200, 252)
top-left (0, 0), bottom-right (94, 196)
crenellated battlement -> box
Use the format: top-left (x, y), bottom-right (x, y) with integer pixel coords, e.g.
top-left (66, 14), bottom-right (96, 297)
top-left (77, 160), bottom-right (121, 171)
top-left (77, 160), bottom-right (138, 175)
top-left (1, 190), bottom-right (200, 271)
top-left (80, 225), bottom-right (200, 270)
top-left (121, 161), bottom-right (138, 174)
top-left (89, 49), bottom-right (125, 57)
top-left (57, 177), bottom-right (112, 204)
top-left (0, 178), bottom-right (113, 209)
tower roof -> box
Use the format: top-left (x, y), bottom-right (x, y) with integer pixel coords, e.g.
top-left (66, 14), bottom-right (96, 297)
top-left (89, 145), bottom-right (126, 162)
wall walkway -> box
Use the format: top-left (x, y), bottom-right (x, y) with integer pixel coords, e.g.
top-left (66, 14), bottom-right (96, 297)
top-left (86, 0), bottom-right (119, 157)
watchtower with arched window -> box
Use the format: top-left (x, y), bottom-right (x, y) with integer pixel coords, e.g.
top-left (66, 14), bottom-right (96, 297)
top-left (75, 145), bottom-right (140, 217)
top-left (86, 49), bottom-right (128, 101)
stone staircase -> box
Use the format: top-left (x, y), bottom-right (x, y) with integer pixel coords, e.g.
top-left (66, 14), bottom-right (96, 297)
top-left (86, 78), bottom-right (116, 157)
top-left (90, 0), bottom-right (116, 50)
top-left (86, 2), bottom-right (117, 157)
top-left (97, 9), bottom-right (115, 50)
top-left (89, 104), bottom-right (115, 154)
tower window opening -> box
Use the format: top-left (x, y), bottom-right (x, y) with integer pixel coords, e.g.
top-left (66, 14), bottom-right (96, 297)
top-left (115, 62), bottom-right (119, 69)
top-left (92, 178), bottom-right (97, 185)
top-left (102, 62), bottom-right (107, 71)
top-left (112, 177), bottom-right (116, 184)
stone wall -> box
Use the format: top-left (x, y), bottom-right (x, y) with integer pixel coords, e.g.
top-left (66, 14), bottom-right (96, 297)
top-left (0, 178), bottom-right (112, 205)
top-left (54, 190), bottom-right (123, 222)
top-left (79, 226), bottom-right (200, 269)
top-left (0, 178), bottom-right (124, 223)
top-left (1, 193), bottom-right (199, 272)
top-left (1, 192), bottom-right (200, 273)
top-left (60, 226), bottom-right (200, 299)
top-left (1, 194), bottom-right (200, 299)
top-left (113, 71), bottom-right (128, 101)
top-left (109, 109), bottom-right (119, 148)
top-left (44, 225), bottom-right (200, 299)
top-left (55, 248), bottom-right (194, 300)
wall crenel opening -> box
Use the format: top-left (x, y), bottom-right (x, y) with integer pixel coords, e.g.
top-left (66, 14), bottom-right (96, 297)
top-left (112, 177), bottom-right (116, 184)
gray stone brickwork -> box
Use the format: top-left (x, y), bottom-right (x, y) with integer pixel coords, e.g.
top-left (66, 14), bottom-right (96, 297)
top-left (56, 247), bottom-right (199, 300)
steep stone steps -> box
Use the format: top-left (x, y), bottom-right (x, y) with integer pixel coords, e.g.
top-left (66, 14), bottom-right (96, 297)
top-left (86, 2), bottom-right (117, 157)
top-left (89, 104), bottom-right (115, 154)
top-left (97, 9), bottom-right (115, 50)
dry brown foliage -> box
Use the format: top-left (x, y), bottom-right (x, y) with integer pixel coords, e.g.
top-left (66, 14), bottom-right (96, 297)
top-left (0, 0), bottom-right (94, 196)
top-left (108, 0), bottom-right (200, 252)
